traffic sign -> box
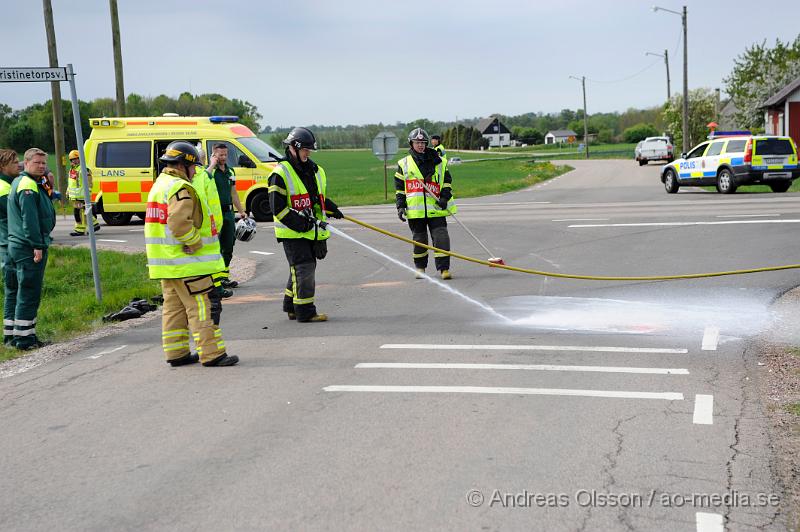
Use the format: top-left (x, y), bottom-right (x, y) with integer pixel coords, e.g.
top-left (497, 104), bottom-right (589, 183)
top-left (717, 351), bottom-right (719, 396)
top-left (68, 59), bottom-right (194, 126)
top-left (372, 132), bottom-right (399, 199)
top-left (372, 132), bottom-right (399, 162)
top-left (0, 67), bottom-right (68, 83)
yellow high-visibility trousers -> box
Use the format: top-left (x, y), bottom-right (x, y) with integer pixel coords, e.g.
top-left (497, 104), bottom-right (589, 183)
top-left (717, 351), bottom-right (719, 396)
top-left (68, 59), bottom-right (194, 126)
top-left (160, 276), bottom-right (225, 364)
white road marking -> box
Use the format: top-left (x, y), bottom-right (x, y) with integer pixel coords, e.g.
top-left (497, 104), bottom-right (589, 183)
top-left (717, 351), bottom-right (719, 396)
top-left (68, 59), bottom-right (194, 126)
top-left (716, 213), bottom-right (779, 218)
top-left (701, 326), bottom-right (720, 351)
top-left (250, 251), bottom-right (274, 256)
top-left (324, 385), bottom-right (683, 401)
top-left (97, 239), bottom-right (127, 243)
top-left (569, 219), bottom-right (800, 228)
top-left (457, 201), bottom-right (551, 206)
top-left (552, 218), bottom-right (609, 222)
top-left (356, 362), bottom-right (689, 375)
top-left (86, 345), bottom-right (127, 360)
top-left (695, 512), bottom-right (723, 532)
top-left (693, 394), bottom-right (714, 425)
top-left (128, 228), bottom-right (144, 231)
top-left (380, 344), bottom-right (688, 354)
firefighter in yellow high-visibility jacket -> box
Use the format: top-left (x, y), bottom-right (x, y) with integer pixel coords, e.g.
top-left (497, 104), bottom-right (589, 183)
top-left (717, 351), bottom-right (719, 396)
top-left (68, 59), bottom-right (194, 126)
top-left (66, 149), bottom-right (99, 236)
top-left (144, 141), bottom-right (238, 367)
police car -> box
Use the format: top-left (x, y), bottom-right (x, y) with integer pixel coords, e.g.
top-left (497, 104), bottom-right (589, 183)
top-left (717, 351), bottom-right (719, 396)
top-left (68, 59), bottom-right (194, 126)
top-left (660, 132), bottom-right (799, 194)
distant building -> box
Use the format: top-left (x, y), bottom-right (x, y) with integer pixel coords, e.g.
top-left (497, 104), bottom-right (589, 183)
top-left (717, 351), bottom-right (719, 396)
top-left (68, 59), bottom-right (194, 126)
top-left (762, 76), bottom-right (800, 147)
top-left (477, 116), bottom-right (511, 147)
top-left (544, 129), bottom-right (578, 144)
top-left (718, 99), bottom-right (738, 130)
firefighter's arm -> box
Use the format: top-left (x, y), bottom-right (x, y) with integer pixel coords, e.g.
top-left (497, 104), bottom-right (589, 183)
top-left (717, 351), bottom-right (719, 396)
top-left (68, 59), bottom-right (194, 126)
top-left (230, 176), bottom-right (247, 218)
top-left (19, 191), bottom-right (46, 249)
top-left (394, 165), bottom-right (407, 209)
top-left (268, 172), bottom-right (312, 232)
top-left (324, 197), bottom-right (343, 219)
top-left (167, 187), bottom-right (202, 253)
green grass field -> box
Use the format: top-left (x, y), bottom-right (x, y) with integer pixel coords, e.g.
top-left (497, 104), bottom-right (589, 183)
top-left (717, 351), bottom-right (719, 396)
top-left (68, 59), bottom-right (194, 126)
top-left (0, 247), bottom-right (162, 362)
top-left (310, 149), bottom-right (572, 206)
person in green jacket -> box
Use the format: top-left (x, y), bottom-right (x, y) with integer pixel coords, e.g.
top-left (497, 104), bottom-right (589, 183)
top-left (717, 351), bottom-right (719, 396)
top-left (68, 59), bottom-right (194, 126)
top-left (6, 148), bottom-right (56, 350)
top-left (207, 143), bottom-right (248, 289)
top-left (0, 149), bottom-right (21, 345)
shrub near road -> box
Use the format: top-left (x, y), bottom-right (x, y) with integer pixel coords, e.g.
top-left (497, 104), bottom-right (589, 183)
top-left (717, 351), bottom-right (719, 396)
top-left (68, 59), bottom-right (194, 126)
top-left (310, 149), bottom-right (572, 206)
top-left (0, 247), bottom-right (161, 362)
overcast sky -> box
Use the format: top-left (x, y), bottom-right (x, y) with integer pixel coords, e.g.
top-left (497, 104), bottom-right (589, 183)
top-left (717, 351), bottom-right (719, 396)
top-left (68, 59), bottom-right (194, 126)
top-left (1, 0), bottom-right (799, 129)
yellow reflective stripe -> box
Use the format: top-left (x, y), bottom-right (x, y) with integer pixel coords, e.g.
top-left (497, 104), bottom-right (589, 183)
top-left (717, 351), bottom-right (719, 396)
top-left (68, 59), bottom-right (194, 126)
top-left (196, 295), bottom-right (206, 322)
top-left (434, 252), bottom-right (448, 257)
top-left (284, 288), bottom-right (293, 297)
top-left (268, 184), bottom-right (287, 195)
top-left (395, 190), bottom-right (405, 196)
top-left (163, 341), bottom-right (190, 351)
top-left (394, 172), bottom-right (405, 179)
top-left (162, 329), bottom-right (189, 338)
top-left (294, 296), bottom-right (314, 305)
top-left (441, 183), bottom-right (452, 189)
top-left (413, 251), bottom-right (429, 258)
top-left (276, 207), bottom-right (290, 220)
top-left (290, 266), bottom-right (298, 299)
top-left (175, 227), bottom-right (201, 245)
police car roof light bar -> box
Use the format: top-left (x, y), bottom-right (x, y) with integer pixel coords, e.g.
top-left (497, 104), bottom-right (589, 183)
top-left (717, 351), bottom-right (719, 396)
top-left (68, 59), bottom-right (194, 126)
top-left (209, 115), bottom-right (239, 123)
top-left (708, 130), bottom-right (751, 139)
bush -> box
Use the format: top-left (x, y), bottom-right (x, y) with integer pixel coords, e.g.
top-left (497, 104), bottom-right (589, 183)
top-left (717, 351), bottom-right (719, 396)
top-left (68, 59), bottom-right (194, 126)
top-left (623, 123), bottom-right (659, 143)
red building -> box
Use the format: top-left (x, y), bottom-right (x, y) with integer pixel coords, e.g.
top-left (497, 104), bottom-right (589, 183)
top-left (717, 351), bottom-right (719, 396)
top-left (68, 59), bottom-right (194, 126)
top-left (763, 76), bottom-right (800, 147)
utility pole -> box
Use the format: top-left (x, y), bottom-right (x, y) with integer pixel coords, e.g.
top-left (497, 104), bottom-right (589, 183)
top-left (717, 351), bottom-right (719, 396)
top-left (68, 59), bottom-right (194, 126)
top-left (570, 75), bottom-right (590, 159)
top-left (714, 88), bottom-right (720, 123)
top-left (42, 0), bottom-right (67, 198)
top-left (646, 49), bottom-right (671, 100)
top-left (682, 5), bottom-right (688, 152)
top-left (653, 5), bottom-right (689, 152)
top-left (109, 0), bottom-right (125, 116)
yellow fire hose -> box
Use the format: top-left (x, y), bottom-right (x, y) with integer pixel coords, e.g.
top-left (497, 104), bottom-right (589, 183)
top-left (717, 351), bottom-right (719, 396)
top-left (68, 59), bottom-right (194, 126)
top-left (342, 214), bottom-right (800, 281)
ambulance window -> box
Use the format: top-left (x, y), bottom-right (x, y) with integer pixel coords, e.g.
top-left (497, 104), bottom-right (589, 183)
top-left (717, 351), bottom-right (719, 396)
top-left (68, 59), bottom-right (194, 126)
top-left (207, 141), bottom-right (246, 168)
top-left (723, 139), bottom-right (746, 153)
top-left (96, 142), bottom-right (151, 168)
top-left (686, 143), bottom-right (708, 159)
top-left (705, 142), bottom-right (724, 157)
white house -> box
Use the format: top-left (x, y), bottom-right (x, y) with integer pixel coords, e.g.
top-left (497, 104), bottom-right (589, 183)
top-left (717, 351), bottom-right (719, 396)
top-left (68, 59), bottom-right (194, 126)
top-left (477, 116), bottom-right (511, 147)
top-left (762, 76), bottom-right (800, 148)
top-left (544, 129), bottom-right (578, 145)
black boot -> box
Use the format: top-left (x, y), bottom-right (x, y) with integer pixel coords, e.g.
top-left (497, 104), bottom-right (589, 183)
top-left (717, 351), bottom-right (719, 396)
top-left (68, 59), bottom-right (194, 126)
top-left (202, 353), bottom-right (239, 367)
top-left (167, 353), bottom-right (199, 367)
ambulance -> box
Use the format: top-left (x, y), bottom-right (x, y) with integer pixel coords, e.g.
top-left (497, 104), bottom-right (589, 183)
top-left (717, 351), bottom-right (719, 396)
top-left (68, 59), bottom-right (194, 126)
top-left (660, 132), bottom-right (799, 194)
top-left (84, 115), bottom-right (281, 224)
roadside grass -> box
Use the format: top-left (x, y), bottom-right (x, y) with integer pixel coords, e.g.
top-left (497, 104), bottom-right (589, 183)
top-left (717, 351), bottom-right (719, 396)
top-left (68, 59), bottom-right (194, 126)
top-left (0, 246), bottom-right (161, 363)
top-left (310, 149), bottom-right (571, 206)
top-left (787, 402), bottom-right (800, 416)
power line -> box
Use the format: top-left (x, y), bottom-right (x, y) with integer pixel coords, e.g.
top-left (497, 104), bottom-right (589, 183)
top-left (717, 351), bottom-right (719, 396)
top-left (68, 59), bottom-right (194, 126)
top-left (585, 26), bottom-right (683, 85)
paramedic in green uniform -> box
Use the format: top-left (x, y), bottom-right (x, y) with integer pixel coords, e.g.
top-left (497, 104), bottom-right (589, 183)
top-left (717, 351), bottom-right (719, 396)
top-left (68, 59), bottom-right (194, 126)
top-left (0, 149), bottom-right (21, 345)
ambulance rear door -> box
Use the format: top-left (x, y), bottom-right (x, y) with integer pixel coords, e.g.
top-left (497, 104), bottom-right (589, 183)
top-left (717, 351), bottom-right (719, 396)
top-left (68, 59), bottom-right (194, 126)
top-left (94, 140), bottom-right (154, 211)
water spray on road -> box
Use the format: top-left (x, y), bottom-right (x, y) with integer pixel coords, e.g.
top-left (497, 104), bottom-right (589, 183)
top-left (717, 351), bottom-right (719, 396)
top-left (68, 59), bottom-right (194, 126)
top-left (328, 225), bottom-right (512, 324)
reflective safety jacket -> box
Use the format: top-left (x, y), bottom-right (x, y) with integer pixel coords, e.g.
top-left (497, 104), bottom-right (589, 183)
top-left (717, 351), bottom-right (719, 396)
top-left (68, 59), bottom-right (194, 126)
top-left (270, 161), bottom-right (330, 241)
top-left (434, 144), bottom-right (447, 160)
top-left (144, 169), bottom-right (223, 279)
top-left (0, 174), bottom-right (14, 252)
top-left (7, 172), bottom-right (56, 250)
top-left (395, 155), bottom-right (456, 218)
top-left (193, 168), bottom-right (223, 238)
top-left (67, 164), bottom-right (91, 201)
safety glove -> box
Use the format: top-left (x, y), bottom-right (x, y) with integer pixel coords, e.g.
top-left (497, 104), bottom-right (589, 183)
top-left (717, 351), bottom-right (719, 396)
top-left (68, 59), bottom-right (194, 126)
top-left (436, 197), bottom-right (448, 210)
top-left (397, 207), bottom-right (407, 222)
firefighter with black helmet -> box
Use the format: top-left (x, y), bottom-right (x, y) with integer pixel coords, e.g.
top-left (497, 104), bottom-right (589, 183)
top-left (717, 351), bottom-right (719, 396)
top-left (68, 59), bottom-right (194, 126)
top-left (145, 140), bottom-right (238, 367)
top-left (268, 127), bottom-right (344, 322)
top-left (395, 127), bottom-right (456, 279)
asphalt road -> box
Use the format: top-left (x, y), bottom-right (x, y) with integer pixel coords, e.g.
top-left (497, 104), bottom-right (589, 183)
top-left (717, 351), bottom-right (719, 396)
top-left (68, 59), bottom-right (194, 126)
top-left (2, 159), bottom-right (798, 531)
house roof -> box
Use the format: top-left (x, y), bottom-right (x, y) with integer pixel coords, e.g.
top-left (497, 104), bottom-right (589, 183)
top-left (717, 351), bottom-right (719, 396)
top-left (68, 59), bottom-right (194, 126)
top-left (546, 129), bottom-right (577, 137)
top-left (762, 76), bottom-right (800, 107)
top-left (476, 116), bottom-right (510, 134)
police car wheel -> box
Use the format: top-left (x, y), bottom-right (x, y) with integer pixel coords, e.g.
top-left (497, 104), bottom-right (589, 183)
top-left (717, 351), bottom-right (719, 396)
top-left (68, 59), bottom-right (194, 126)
top-left (664, 169), bottom-right (679, 194)
top-left (716, 169), bottom-right (736, 194)
top-left (248, 190), bottom-right (273, 223)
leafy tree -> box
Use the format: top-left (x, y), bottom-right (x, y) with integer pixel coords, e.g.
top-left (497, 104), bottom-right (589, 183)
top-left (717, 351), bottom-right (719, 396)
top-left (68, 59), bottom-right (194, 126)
top-left (623, 123), bottom-right (659, 143)
top-left (662, 88), bottom-right (716, 150)
top-left (724, 36), bottom-right (800, 129)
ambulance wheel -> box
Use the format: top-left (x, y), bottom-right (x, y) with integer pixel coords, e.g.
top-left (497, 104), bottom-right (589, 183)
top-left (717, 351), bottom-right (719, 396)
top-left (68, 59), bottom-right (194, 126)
top-left (663, 168), bottom-right (679, 193)
top-left (102, 212), bottom-right (134, 226)
top-left (248, 190), bottom-right (273, 222)
top-left (769, 182), bottom-right (790, 193)
top-left (716, 169), bottom-right (737, 194)
top-left (638, 159), bottom-right (647, 166)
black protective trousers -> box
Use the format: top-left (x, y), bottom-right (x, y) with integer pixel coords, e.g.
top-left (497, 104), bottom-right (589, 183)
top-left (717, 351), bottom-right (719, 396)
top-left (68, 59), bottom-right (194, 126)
top-left (408, 216), bottom-right (450, 271)
top-left (281, 239), bottom-right (318, 321)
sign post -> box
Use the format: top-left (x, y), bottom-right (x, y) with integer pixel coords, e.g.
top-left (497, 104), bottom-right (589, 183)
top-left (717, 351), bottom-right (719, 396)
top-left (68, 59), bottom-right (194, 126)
top-left (371, 132), bottom-right (399, 200)
top-left (0, 65), bottom-right (102, 301)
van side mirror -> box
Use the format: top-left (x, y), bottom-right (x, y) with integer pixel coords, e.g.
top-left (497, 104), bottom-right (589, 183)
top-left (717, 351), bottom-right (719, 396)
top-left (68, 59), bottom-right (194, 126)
top-left (238, 154), bottom-right (256, 168)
